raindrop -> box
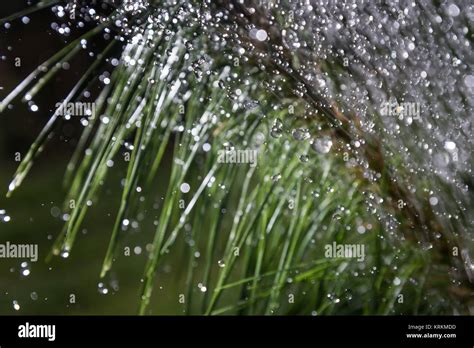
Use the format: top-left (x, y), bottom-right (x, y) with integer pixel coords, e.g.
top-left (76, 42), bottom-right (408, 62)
top-left (447, 4), bottom-right (460, 17)
top-left (292, 128), bottom-right (310, 141)
top-left (311, 137), bottom-right (333, 154)
top-left (98, 282), bottom-right (109, 295)
top-left (444, 141), bottom-right (456, 151)
top-left (271, 174), bottom-right (282, 182)
top-left (421, 242), bottom-right (434, 250)
top-left (255, 29), bottom-right (268, 41)
top-left (180, 183), bottom-right (191, 193)
top-left (270, 127), bottom-right (283, 138)
top-left (202, 143), bottom-right (211, 152)
top-left (464, 75), bottom-right (474, 88)
top-left (270, 119), bottom-right (284, 138)
top-left (218, 260), bottom-right (225, 268)
top-left (299, 154), bottom-right (309, 163)
top-left (13, 300), bottom-right (20, 311)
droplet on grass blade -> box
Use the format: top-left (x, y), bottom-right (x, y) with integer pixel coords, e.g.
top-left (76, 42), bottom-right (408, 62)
top-left (311, 137), bottom-right (333, 154)
top-left (271, 174), bottom-right (282, 182)
top-left (299, 154), bottom-right (309, 163)
top-left (292, 128), bottom-right (310, 141)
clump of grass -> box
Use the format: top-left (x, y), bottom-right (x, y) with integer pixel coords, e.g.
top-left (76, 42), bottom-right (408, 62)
top-left (1, 0), bottom-right (472, 315)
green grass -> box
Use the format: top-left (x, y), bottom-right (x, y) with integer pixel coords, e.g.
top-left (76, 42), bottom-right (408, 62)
top-left (0, 0), bottom-right (471, 315)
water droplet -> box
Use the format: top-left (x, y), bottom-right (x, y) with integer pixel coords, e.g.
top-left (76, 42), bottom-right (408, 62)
top-left (202, 143), bottom-right (211, 152)
top-left (223, 141), bottom-right (235, 151)
top-left (327, 293), bottom-right (340, 303)
top-left (393, 277), bottom-right (401, 286)
top-left (198, 283), bottom-right (207, 292)
top-left (270, 127), bottom-right (283, 138)
top-left (292, 128), bottom-right (310, 141)
top-left (13, 300), bottom-right (20, 311)
top-left (464, 75), bottom-right (474, 88)
top-left (311, 137), bottom-right (333, 154)
top-left (98, 282), bottom-right (109, 295)
top-left (180, 183), bottom-right (191, 193)
top-left (271, 174), bottom-right (282, 182)
top-left (447, 4), bottom-right (460, 17)
top-left (444, 141), bottom-right (456, 151)
top-left (254, 29), bottom-right (268, 41)
top-left (429, 196), bottom-right (439, 206)
top-left (421, 242), bottom-right (434, 250)
top-left (30, 292), bottom-right (38, 301)
top-left (299, 154), bottom-right (309, 163)
top-left (218, 260), bottom-right (225, 268)
top-left (270, 119), bottom-right (284, 138)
